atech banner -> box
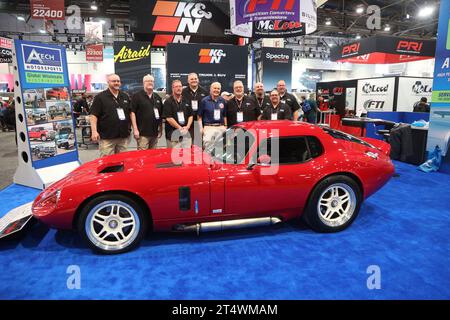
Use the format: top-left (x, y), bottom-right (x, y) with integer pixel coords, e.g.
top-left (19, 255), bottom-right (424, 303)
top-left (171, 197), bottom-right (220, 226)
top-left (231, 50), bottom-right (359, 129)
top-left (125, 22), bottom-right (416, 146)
top-left (331, 36), bottom-right (436, 64)
top-left (113, 41), bottom-right (151, 94)
top-left (166, 43), bottom-right (247, 93)
top-left (86, 44), bottom-right (103, 62)
top-left (30, 0), bottom-right (65, 20)
top-left (356, 77), bottom-right (396, 114)
top-left (14, 40), bottom-right (78, 170)
top-left (0, 37), bottom-right (13, 64)
top-left (255, 47), bottom-right (292, 91)
top-left (396, 77), bottom-right (433, 112)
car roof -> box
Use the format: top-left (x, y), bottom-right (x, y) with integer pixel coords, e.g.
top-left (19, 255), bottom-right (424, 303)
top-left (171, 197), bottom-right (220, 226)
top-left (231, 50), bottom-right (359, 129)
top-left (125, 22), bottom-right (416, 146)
top-left (234, 120), bottom-right (326, 138)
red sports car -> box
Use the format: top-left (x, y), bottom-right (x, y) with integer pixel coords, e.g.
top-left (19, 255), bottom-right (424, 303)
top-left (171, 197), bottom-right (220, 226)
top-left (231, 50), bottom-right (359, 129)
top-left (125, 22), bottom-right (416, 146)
top-left (32, 121), bottom-right (394, 254)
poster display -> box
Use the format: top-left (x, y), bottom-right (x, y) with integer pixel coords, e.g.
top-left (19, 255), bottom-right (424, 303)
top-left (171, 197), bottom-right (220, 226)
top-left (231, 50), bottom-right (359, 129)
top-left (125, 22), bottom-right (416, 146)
top-left (396, 77), bottom-right (433, 112)
top-left (254, 47), bottom-right (292, 91)
top-left (0, 37), bottom-right (13, 64)
top-left (356, 77), bottom-right (396, 114)
top-left (13, 40), bottom-right (79, 188)
top-left (113, 41), bottom-right (151, 94)
top-left (427, 0), bottom-right (450, 173)
top-left (166, 43), bottom-right (247, 93)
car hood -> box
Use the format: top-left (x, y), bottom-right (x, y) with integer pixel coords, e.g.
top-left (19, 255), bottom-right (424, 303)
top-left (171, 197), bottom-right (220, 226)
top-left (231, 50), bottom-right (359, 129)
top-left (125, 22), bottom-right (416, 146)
top-left (50, 146), bottom-right (210, 190)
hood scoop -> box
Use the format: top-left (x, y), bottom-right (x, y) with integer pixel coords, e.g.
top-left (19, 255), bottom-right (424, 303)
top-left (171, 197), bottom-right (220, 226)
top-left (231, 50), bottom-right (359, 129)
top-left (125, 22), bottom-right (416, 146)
top-left (98, 164), bottom-right (124, 173)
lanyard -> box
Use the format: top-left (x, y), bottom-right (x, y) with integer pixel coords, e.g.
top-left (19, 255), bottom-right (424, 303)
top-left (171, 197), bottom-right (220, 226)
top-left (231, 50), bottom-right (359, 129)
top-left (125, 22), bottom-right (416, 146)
top-left (256, 96), bottom-right (264, 109)
top-left (174, 97), bottom-right (183, 112)
top-left (236, 97), bottom-right (243, 111)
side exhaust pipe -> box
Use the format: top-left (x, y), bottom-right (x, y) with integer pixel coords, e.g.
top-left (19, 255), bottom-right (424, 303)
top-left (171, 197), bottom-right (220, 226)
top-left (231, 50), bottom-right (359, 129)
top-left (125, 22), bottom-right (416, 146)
top-left (174, 217), bottom-right (282, 234)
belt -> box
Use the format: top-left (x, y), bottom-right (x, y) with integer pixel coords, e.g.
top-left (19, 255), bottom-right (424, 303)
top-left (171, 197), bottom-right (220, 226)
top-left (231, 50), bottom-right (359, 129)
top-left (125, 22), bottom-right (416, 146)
top-left (204, 123), bottom-right (223, 127)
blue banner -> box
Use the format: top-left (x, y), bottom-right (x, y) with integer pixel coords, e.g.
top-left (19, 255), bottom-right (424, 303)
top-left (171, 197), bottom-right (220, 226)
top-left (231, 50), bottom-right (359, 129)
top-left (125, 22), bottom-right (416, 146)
top-left (14, 40), bottom-right (79, 169)
top-left (427, 0), bottom-right (450, 173)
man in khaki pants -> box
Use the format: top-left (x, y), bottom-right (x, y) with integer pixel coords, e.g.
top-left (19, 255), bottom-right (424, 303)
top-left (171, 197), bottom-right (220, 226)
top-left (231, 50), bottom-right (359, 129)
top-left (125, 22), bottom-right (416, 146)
top-left (162, 80), bottom-right (193, 148)
top-left (198, 82), bottom-right (227, 151)
top-left (130, 74), bottom-right (163, 150)
top-left (90, 74), bottom-right (131, 157)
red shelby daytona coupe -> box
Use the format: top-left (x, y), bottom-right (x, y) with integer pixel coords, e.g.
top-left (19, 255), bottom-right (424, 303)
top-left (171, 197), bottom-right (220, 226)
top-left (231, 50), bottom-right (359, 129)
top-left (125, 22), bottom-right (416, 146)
top-left (32, 121), bottom-right (394, 254)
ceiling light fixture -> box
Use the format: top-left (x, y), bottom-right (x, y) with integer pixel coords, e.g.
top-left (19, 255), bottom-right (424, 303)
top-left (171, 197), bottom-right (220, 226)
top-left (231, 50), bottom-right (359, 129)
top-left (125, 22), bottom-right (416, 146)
top-left (325, 20), bottom-right (331, 26)
top-left (17, 16), bottom-right (25, 21)
top-left (418, 6), bottom-right (434, 18)
top-left (384, 25), bottom-right (391, 32)
top-left (356, 7), bottom-right (364, 14)
top-left (91, 2), bottom-right (98, 11)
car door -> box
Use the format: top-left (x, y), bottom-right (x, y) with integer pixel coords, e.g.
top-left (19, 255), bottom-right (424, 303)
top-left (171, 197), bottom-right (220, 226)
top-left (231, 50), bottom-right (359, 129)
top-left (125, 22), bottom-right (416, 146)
top-left (224, 136), bottom-right (318, 218)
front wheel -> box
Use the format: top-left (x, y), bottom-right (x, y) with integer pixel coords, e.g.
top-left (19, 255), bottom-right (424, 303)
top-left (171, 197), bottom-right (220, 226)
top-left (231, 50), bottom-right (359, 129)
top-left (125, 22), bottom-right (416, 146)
top-left (302, 175), bottom-right (362, 233)
top-left (78, 194), bottom-right (148, 254)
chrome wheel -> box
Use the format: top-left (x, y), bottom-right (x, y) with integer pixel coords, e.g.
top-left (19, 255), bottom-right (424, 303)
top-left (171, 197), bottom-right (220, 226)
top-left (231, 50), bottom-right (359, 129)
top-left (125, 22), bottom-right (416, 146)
top-left (85, 200), bottom-right (140, 252)
top-left (317, 183), bottom-right (357, 227)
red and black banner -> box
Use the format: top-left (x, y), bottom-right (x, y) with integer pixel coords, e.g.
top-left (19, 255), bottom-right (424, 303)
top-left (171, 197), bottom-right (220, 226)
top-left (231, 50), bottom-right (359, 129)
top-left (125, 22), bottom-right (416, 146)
top-left (0, 37), bottom-right (13, 64)
top-left (331, 36), bottom-right (436, 64)
top-left (30, 0), bottom-right (65, 20)
top-left (130, 0), bottom-right (240, 47)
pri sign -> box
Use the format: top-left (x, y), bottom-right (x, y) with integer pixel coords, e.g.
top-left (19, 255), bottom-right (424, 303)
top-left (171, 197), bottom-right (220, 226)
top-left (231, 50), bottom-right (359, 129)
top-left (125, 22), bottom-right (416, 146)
top-left (86, 44), bottom-right (103, 62)
top-left (30, 0), bottom-right (65, 20)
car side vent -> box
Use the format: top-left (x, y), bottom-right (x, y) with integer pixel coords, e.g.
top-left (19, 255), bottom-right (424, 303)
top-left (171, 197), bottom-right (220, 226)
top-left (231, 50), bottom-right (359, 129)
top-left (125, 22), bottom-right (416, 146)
top-left (156, 162), bottom-right (183, 168)
top-left (99, 165), bottom-right (124, 173)
top-left (179, 187), bottom-right (191, 211)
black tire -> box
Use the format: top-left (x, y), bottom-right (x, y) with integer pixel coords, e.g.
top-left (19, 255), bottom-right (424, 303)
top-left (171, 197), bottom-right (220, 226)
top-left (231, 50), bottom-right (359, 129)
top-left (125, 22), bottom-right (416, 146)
top-left (302, 175), bottom-right (362, 233)
top-left (77, 194), bottom-right (149, 254)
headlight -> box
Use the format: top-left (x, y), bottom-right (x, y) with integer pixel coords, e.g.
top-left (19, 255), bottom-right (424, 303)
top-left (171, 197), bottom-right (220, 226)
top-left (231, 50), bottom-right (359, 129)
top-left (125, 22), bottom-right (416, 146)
top-left (33, 189), bottom-right (61, 212)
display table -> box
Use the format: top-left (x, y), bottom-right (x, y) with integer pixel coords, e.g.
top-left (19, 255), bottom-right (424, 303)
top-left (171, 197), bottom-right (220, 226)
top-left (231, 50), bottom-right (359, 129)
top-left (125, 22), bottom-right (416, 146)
top-left (341, 117), bottom-right (397, 137)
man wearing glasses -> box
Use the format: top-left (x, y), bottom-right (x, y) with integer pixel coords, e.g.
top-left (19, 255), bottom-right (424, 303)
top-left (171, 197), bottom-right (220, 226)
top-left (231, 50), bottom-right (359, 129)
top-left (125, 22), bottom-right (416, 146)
top-left (90, 73), bottom-right (131, 157)
top-left (130, 74), bottom-right (163, 150)
top-left (260, 90), bottom-right (292, 120)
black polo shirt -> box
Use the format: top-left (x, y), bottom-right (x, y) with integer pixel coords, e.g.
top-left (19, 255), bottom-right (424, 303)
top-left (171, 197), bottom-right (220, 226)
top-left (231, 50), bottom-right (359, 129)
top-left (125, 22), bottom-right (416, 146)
top-left (130, 90), bottom-right (163, 137)
top-left (279, 92), bottom-right (300, 115)
top-left (251, 94), bottom-right (271, 112)
top-left (181, 85), bottom-right (208, 119)
top-left (162, 96), bottom-right (193, 141)
top-left (226, 95), bottom-right (261, 127)
top-left (90, 89), bottom-right (131, 139)
top-left (261, 103), bottom-right (292, 120)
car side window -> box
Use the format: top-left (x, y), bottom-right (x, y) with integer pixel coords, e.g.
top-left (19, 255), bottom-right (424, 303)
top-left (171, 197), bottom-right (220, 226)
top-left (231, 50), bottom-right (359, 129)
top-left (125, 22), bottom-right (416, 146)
top-left (258, 136), bottom-right (311, 165)
top-left (306, 136), bottom-right (324, 158)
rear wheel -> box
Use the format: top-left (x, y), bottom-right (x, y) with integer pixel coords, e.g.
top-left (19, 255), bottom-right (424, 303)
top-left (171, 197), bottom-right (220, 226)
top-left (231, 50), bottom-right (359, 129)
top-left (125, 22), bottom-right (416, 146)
top-left (302, 175), bottom-right (362, 233)
top-left (78, 194), bottom-right (148, 254)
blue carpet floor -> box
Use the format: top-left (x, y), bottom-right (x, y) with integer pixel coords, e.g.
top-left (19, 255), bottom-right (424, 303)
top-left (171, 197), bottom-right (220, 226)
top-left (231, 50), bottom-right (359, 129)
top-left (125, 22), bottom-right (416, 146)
top-left (0, 161), bottom-right (450, 300)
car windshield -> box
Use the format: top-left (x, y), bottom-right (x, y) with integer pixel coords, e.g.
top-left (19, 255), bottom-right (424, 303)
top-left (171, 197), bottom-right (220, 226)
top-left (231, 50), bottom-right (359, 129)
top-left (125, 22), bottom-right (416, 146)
top-left (206, 127), bottom-right (255, 164)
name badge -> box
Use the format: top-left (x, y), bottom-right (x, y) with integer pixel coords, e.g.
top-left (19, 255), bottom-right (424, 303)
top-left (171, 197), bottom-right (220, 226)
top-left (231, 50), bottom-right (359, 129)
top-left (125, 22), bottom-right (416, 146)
top-left (271, 113), bottom-right (278, 121)
top-left (237, 111), bottom-right (243, 123)
top-left (191, 100), bottom-right (198, 111)
top-left (117, 108), bottom-right (126, 120)
top-left (177, 111), bottom-right (185, 125)
top-left (214, 108), bottom-right (221, 121)
top-left (154, 108), bottom-right (160, 120)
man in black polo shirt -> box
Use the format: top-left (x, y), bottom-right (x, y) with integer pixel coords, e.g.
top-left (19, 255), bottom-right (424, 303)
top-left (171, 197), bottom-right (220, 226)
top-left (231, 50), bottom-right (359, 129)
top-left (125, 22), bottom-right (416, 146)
top-left (162, 80), bottom-right (193, 148)
top-left (277, 80), bottom-right (300, 121)
top-left (198, 82), bottom-right (227, 150)
top-left (251, 82), bottom-right (271, 118)
top-left (90, 74), bottom-right (131, 157)
top-left (261, 90), bottom-right (292, 120)
top-left (181, 72), bottom-right (208, 147)
top-left (225, 80), bottom-right (260, 128)
top-left (130, 74), bottom-right (163, 150)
